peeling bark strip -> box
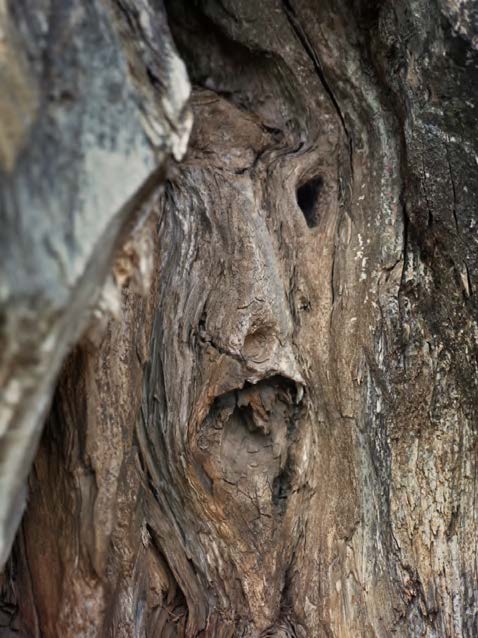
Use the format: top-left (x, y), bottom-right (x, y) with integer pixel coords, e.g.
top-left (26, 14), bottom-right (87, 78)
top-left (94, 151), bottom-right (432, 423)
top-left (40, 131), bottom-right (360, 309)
top-left (0, 0), bottom-right (191, 568)
top-left (1, 0), bottom-right (478, 637)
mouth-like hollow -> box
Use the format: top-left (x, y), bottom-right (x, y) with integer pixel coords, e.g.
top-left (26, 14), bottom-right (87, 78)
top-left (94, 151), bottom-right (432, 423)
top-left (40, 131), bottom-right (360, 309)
top-left (195, 375), bottom-right (305, 513)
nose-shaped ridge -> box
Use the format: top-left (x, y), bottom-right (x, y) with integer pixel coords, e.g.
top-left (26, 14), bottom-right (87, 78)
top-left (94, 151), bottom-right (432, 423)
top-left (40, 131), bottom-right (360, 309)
top-left (241, 325), bottom-right (304, 390)
top-left (206, 193), bottom-right (304, 388)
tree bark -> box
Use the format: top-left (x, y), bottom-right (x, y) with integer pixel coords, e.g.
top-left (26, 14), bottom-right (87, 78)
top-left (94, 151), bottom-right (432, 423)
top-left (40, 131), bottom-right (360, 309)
top-left (1, 1), bottom-right (478, 637)
top-left (0, 0), bottom-right (191, 568)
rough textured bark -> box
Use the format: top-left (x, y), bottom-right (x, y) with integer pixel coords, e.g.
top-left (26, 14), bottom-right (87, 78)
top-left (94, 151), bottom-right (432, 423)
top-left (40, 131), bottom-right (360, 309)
top-left (0, 0), bottom-right (191, 567)
top-left (1, 0), bottom-right (478, 637)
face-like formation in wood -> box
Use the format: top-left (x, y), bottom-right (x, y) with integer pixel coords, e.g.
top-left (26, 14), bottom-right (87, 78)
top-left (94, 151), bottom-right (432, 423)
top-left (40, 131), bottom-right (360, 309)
top-left (149, 93), bottom-right (326, 628)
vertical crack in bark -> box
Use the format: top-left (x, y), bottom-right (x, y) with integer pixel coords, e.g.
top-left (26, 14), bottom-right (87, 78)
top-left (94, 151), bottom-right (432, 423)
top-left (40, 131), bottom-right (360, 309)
top-left (281, 0), bottom-right (353, 172)
top-left (445, 139), bottom-right (459, 234)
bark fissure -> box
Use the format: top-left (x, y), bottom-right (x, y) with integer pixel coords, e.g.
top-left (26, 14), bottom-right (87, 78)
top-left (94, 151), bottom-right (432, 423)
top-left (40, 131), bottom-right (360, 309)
top-left (281, 0), bottom-right (354, 172)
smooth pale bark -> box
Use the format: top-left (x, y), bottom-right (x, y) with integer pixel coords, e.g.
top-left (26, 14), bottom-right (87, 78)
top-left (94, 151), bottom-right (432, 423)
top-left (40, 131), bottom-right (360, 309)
top-left (1, 1), bottom-right (478, 637)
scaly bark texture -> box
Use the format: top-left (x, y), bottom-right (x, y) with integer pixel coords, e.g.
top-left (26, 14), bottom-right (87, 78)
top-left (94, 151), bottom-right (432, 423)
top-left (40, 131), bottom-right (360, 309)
top-left (2, 1), bottom-right (478, 637)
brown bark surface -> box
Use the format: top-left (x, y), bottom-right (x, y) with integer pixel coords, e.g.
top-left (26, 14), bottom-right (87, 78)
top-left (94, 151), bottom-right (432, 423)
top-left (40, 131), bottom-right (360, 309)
top-left (2, 1), bottom-right (478, 637)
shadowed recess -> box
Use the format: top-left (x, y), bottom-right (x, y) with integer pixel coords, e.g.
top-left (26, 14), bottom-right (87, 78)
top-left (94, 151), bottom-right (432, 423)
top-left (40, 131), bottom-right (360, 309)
top-left (296, 177), bottom-right (323, 228)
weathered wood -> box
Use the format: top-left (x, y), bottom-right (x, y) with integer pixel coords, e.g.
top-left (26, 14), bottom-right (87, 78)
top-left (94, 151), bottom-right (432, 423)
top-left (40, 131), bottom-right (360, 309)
top-left (2, 0), bottom-right (478, 636)
top-left (0, 0), bottom-right (191, 568)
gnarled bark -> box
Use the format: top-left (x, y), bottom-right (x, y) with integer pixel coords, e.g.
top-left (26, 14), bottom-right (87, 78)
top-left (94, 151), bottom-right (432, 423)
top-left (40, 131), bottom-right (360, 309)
top-left (1, 0), bottom-right (478, 636)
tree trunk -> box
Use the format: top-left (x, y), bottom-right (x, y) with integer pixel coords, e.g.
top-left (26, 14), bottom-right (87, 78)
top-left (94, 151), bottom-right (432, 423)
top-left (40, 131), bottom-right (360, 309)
top-left (1, 1), bottom-right (478, 637)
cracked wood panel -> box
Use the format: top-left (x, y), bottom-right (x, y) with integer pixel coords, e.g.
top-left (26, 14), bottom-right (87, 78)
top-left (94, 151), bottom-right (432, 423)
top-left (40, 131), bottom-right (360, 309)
top-left (2, 0), bottom-right (478, 636)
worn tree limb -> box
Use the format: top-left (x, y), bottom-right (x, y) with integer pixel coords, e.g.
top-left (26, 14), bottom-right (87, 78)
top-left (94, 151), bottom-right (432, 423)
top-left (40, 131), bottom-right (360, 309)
top-left (0, 0), bottom-right (191, 567)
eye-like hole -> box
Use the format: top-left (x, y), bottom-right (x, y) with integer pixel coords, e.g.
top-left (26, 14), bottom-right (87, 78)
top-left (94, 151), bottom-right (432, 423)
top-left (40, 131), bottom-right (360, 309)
top-left (296, 176), bottom-right (323, 228)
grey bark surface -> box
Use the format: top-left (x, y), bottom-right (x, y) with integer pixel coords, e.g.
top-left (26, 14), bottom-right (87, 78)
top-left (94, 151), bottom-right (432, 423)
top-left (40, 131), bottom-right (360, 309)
top-left (1, 0), bottom-right (478, 637)
top-left (0, 0), bottom-right (191, 568)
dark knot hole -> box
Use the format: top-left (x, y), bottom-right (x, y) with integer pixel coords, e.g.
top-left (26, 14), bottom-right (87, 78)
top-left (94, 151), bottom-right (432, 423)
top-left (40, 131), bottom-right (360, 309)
top-left (296, 176), bottom-right (323, 228)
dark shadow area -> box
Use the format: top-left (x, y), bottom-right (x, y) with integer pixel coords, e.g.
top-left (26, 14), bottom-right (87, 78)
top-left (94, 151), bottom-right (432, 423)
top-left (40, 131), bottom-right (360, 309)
top-left (297, 177), bottom-right (323, 228)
